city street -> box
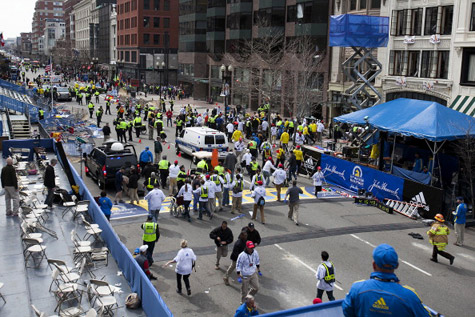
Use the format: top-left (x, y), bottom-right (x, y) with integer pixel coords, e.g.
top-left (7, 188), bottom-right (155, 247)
top-left (47, 84), bottom-right (475, 317)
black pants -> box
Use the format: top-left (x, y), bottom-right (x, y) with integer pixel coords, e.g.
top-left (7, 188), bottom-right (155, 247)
top-left (143, 240), bottom-right (156, 264)
top-left (183, 201), bottom-right (191, 220)
top-left (432, 245), bottom-right (454, 262)
top-left (176, 273), bottom-right (190, 292)
top-left (317, 288), bottom-right (335, 301)
top-left (45, 187), bottom-right (55, 207)
top-left (160, 170), bottom-right (168, 188)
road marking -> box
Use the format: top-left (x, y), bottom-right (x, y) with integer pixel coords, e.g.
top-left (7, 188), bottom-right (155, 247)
top-left (401, 260), bottom-right (432, 276)
top-left (411, 242), bottom-right (432, 251)
top-left (351, 235), bottom-right (432, 277)
top-left (350, 234), bottom-right (376, 248)
top-left (457, 253), bottom-right (475, 263)
top-left (274, 244), bottom-right (344, 291)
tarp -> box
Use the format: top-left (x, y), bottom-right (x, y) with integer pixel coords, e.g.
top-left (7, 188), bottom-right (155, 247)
top-left (329, 14), bottom-right (389, 48)
top-left (392, 166), bottom-right (431, 185)
top-left (334, 98), bottom-right (475, 141)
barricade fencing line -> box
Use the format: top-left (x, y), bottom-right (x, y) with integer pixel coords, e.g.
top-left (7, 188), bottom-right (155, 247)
top-left (52, 142), bottom-right (173, 317)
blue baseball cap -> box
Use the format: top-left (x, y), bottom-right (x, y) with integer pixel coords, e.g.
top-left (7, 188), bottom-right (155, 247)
top-left (373, 244), bottom-right (398, 269)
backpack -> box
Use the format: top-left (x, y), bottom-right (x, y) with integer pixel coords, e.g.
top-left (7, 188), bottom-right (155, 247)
top-left (122, 175), bottom-right (129, 185)
top-left (257, 196), bottom-right (265, 206)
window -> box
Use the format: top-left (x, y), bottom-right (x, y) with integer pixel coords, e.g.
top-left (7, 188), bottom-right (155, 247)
top-left (287, 5), bottom-right (296, 23)
top-left (120, 50), bottom-right (124, 61)
top-left (410, 8), bottom-right (422, 36)
top-left (461, 48), bottom-right (475, 85)
top-left (396, 10), bottom-right (407, 36)
top-left (349, 0), bottom-right (357, 11)
top-left (420, 51), bottom-right (434, 78)
top-left (360, 0), bottom-right (366, 10)
top-left (144, 0), bottom-right (150, 10)
top-left (164, 18), bottom-right (170, 28)
top-left (435, 51), bottom-right (449, 79)
top-left (125, 19), bottom-right (130, 29)
top-left (125, 51), bottom-right (130, 62)
top-left (125, 1), bottom-right (130, 12)
top-left (407, 51), bottom-right (420, 77)
top-left (132, 34), bottom-right (137, 45)
top-left (440, 6), bottom-right (453, 35)
top-left (144, 17), bottom-right (150, 28)
top-left (389, 50), bottom-right (406, 76)
top-left (131, 51), bottom-right (137, 63)
top-left (164, 0), bottom-right (170, 11)
top-left (153, 17), bottom-right (160, 28)
top-left (144, 34), bottom-right (150, 44)
top-left (154, 0), bottom-right (160, 10)
top-left (371, 0), bottom-right (380, 9)
top-left (132, 0), bottom-right (137, 10)
top-left (424, 7), bottom-right (438, 35)
top-left (125, 35), bottom-right (130, 45)
top-left (205, 135), bottom-right (215, 144)
top-left (471, 4), bottom-right (475, 31)
top-left (153, 34), bottom-right (160, 44)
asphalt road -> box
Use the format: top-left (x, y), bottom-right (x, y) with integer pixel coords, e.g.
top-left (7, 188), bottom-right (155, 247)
top-left (27, 69), bottom-right (475, 317)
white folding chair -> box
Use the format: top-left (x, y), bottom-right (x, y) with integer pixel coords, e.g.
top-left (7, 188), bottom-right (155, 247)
top-left (80, 216), bottom-right (103, 243)
top-left (20, 221), bottom-right (43, 242)
top-left (61, 193), bottom-right (78, 219)
top-left (23, 238), bottom-right (48, 268)
top-left (73, 200), bottom-right (90, 220)
top-left (89, 280), bottom-right (118, 316)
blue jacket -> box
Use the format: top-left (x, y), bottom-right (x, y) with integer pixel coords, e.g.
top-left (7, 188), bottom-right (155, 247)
top-left (454, 203), bottom-right (467, 224)
top-left (342, 272), bottom-right (429, 317)
top-left (98, 196), bottom-right (113, 216)
top-left (140, 150), bottom-right (153, 163)
top-left (234, 303), bottom-right (259, 317)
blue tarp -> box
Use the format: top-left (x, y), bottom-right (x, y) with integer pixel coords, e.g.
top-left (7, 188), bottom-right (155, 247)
top-left (329, 14), bottom-right (389, 48)
top-left (334, 98), bottom-right (475, 141)
top-left (392, 166), bottom-right (431, 185)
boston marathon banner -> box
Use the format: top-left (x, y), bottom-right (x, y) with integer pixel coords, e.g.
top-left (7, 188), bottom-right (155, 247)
top-left (320, 154), bottom-right (404, 201)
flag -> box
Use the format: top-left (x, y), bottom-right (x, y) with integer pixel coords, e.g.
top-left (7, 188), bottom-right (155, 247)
top-left (0, 33), bottom-right (4, 46)
top-left (45, 63), bottom-right (52, 72)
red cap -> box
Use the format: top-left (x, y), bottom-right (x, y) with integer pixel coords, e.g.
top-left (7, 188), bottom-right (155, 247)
top-left (257, 180), bottom-right (263, 185)
top-left (268, 157), bottom-right (272, 160)
top-left (317, 166), bottom-right (321, 170)
top-left (246, 241), bottom-right (255, 249)
top-left (205, 175), bottom-right (210, 179)
top-left (174, 160), bottom-right (178, 164)
top-left (313, 298), bottom-right (322, 305)
top-left (296, 145), bottom-right (300, 149)
top-left (278, 163), bottom-right (283, 168)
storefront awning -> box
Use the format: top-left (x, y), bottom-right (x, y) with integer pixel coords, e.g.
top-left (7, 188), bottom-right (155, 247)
top-left (449, 95), bottom-right (475, 117)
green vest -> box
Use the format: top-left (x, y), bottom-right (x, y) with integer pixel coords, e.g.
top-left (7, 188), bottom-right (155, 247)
top-left (249, 141), bottom-right (257, 149)
top-left (96, 110), bottom-right (102, 116)
top-left (88, 103), bottom-right (94, 109)
top-left (146, 177), bottom-right (156, 189)
top-left (134, 117), bottom-right (142, 126)
top-left (254, 174), bottom-right (263, 184)
top-left (158, 160), bottom-right (169, 170)
top-left (214, 165), bottom-right (224, 176)
top-left (176, 119), bottom-right (183, 127)
top-left (322, 262), bottom-right (335, 283)
top-left (119, 121), bottom-right (128, 130)
top-left (142, 222), bottom-right (157, 242)
top-left (154, 119), bottom-right (163, 128)
top-left (288, 121), bottom-right (294, 128)
top-left (177, 171), bottom-right (187, 182)
top-left (211, 175), bottom-right (220, 185)
top-left (39, 109), bottom-right (44, 115)
top-left (250, 161), bottom-right (259, 171)
top-left (95, 91), bottom-right (99, 96)
top-left (200, 186), bottom-right (208, 198)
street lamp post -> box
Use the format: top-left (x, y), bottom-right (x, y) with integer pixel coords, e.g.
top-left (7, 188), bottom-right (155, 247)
top-left (157, 61), bottom-right (165, 99)
top-left (220, 64), bottom-right (233, 123)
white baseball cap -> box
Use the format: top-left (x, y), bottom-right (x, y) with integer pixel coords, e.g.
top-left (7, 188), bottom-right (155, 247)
top-left (139, 245), bottom-right (149, 252)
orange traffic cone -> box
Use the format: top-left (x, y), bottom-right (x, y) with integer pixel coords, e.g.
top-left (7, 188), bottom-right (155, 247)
top-left (168, 144), bottom-right (171, 149)
top-left (138, 139), bottom-right (142, 143)
top-left (178, 152), bottom-right (182, 157)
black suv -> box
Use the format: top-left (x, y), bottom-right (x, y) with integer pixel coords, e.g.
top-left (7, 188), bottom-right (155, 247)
top-left (85, 141), bottom-right (138, 188)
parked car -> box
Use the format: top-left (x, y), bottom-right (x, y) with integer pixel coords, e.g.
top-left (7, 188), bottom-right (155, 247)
top-left (85, 141), bottom-right (138, 188)
top-left (54, 86), bottom-right (72, 101)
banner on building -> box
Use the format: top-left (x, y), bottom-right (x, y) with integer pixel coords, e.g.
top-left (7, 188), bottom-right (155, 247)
top-left (320, 154), bottom-right (404, 201)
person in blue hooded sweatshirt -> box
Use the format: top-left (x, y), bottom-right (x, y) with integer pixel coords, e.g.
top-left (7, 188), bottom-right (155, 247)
top-left (342, 244), bottom-right (430, 317)
top-left (139, 146), bottom-right (154, 169)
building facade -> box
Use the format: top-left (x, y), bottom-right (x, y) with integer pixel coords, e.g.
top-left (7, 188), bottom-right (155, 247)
top-left (31, 0), bottom-right (65, 57)
top-left (178, 0), bottom-right (331, 118)
top-left (97, 2), bottom-right (117, 64)
top-left (20, 33), bottom-right (33, 58)
top-left (63, 0), bottom-right (82, 47)
top-left (43, 19), bottom-right (66, 56)
top-left (116, 0), bottom-right (179, 85)
top-left (73, 0), bottom-right (99, 60)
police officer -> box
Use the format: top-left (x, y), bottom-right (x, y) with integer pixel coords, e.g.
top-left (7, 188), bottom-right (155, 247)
top-left (342, 244), bottom-right (428, 316)
top-left (88, 102), bottom-right (94, 119)
top-left (119, 118), bottom-right (129, 143)
top-left (158, 155), bottom-right (171, 189)
top-left (176, 165), bottom-right (187, 192)
top-left (144, 172), bottom-right (159, 192)
top-left (133, 115), bottom-right (143, 138)
top-left (315, 251), bottom-right (335, 301)
top-left (105, 99), bottom-right (111, 115)
top-left (176, 116), bottom-right (183, 137)
top-left (141, 215), bottom-right (160, 265)
top-left (197, 158), bottom-right (209, 174)
top-left (38, 108), bottom-right (45, 120)
top-left (95, 90), bottom-right (100, 103)
top-left (96, 106), bottom-right (103, 128)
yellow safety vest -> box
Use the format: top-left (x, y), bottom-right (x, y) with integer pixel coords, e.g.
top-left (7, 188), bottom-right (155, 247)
top-left (322, 262), bottom-right (335, 283)
top-left (197, 160), bottom-right (208, 170)
top-left (158, 160), bottom-right (169, 169)
top-left (215, 165), bottom-right (224, 176)
top-left (250, 161), bottom-right (259, 171)
top-left (119, 121), bottom-right (128, 130)
top-left (177, 171), bottom-right (187, 182)
top-left (249, 141), bottom-right (257, 149)
top-left (201, 186), bottom-right (208, 198)
top-left (146, 178), bottom-right (156, 189)
top-left (211, 175), bottom-right (220, 185)
top-left (142, 222), bottom-right (157, 242)
top-left (254, 174), bottom-right (263, 184)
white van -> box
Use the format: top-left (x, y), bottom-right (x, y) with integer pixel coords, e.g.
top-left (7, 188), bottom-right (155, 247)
top-left (176, 127), bottom-right (230, 158)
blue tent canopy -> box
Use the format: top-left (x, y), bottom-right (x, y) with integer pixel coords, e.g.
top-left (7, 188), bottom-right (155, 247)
top-left (333, 98), bottom-right (475, 141)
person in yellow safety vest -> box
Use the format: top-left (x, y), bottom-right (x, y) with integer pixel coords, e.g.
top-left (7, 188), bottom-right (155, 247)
top-left (303, 126), bottom-right (311, 144)
top-left (176, 165), bottom-right (187, 191)
top-left (293, 145), bottom-right (303, 174)
top-left (284, 119), bottom-right (289, 128)
top-left (154, 117), bottom-right (163, 133)
top-left (158, 155), bottom-right (170, 188)
top-left (119, 120), bottom-right (128, 143)
top-left (133, 116), bottom-right (143, 138)
top-left (249, 157), bottom-right (259, 178)
top-left (197, 159), bottom-right (209, 174)
top-left (144, 173), bottom-right (159, 191)
top-left (94, 90), bottom-right (100, 103)
top-left (214, 163), bottom-right (225, 177)
top-left (297, 124), bottom-right (304, 133)
top-left (88, 102), bottom-right (94, 119)
top-left (288, 120), bottom-right (295, 136)
top-left (427, 214), bottom-right (455, 265)
top-left (248, 139), bottom-right (258, 158)
top-left (280, 130), bottom-right (290, 151)
top-left (250, 167), bottom-right (264, 190)
top-left (176, 117), bottom-right (183, 137)
top-left (96, 106), bottom-right (103, 127)
top-left (141, 215), bottom-right (160, 264)
top-left (38, 109), bottom-right (45, 120)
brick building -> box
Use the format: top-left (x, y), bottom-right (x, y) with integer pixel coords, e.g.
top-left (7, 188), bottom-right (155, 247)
top-left (116, 0), bottom-right (179, 85)
top-left (31, 0), bottom-right (65, 57)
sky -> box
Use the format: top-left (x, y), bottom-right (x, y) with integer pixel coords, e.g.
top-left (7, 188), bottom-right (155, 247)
top-left (0, 0), bottom-right (37, 39)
